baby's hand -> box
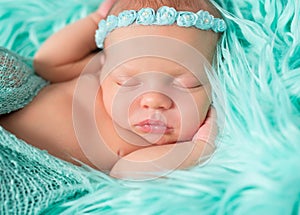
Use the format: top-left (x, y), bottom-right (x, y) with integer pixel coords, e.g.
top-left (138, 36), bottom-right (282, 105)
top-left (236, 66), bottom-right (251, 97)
top-left (97, 0), bottom-right (118, 17)
top-left (193, 107), bottom-right (218, 148)
top-left (109, 108), bottom-right (219, 180)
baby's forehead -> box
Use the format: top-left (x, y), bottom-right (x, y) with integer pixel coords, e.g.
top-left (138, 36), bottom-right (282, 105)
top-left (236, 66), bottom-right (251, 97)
top-left (104, 25), bottom-right (218, 63)
top-left (107, 57), bottom-right (208, 83)
top-left (100, 32), bottom-right (213, 83)
top-left (112, 57), bottom-right (189, 73)
top-left (106, 56), bottom-right (193, 76)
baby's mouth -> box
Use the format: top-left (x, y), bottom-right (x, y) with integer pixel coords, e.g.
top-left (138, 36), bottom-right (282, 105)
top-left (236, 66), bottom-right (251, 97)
top-left (134, 120), bottom-right (173, 134)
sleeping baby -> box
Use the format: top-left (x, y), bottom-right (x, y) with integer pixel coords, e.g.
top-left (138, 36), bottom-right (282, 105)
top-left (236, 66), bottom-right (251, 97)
top-left (0, 0), bottom-right (224, 179)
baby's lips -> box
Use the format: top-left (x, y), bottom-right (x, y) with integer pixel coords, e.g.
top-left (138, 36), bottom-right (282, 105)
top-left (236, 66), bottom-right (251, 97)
top-left (134, 119), bottom-right (173, 134)
top-left (136, 119), bottom-right (166, 127)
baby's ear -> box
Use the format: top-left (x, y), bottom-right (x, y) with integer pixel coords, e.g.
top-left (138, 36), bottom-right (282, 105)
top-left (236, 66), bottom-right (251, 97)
top-left (97, 51), bottom-right (107, 82)
top-left (100, 51), bottom-right (106, 66)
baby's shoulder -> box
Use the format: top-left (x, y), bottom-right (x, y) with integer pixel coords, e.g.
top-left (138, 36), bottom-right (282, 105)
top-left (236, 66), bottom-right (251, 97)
top-left (62, 73), bottom-right (102, 95)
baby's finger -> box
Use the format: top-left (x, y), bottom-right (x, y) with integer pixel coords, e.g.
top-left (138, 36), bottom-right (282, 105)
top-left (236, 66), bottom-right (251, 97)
top-left (97, 0), bottom-right (118, 17)
top-left (205, 106), bottom-right (217, 121)
top-left (192, 106), bottom-right (218, 146)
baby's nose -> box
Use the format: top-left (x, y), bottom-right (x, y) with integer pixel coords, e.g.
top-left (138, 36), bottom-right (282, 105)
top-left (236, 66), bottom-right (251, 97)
top-left (140, 92), bottom-right (173, 110)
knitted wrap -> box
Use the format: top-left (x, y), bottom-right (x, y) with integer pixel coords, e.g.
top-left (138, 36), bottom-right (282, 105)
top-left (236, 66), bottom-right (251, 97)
top-left (0, 47), bottom-right (48, 115)
top-left (0, 47), bottom-right (93, 214)
top-left (0, 126), bottom-right (91, 214)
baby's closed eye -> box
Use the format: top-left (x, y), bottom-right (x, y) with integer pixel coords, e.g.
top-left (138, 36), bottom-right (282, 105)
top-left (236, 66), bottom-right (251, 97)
top-left (112, 72), bottom-right (203, 91)
top-left (172, 76), bottom-right (202, 90)
top-left (115, 76), bottom-right (142, 87)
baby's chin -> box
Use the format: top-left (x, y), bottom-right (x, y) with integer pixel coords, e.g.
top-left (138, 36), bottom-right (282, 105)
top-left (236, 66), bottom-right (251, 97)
top-left (135, 132), bottom-right (188, 146)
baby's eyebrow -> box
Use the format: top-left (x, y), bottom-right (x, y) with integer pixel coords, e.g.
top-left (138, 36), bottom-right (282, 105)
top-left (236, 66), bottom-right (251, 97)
top-left (111, 62), bottom-right (195, 77)
top-left (110, 68), bottom-right (132, 77)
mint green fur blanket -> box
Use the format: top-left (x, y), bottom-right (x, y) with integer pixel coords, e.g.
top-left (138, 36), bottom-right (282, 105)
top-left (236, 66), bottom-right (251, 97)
top-left (1, 0), bottom-right (299, 214)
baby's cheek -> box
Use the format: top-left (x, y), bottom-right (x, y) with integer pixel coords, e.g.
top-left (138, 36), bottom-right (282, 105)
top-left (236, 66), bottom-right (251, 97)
top-left (102, 93), bottom-right (112, 117)
top-left (197, 93), bottom-right (211, 121)
top-left (101, 83), bottom-right (119, 118)
top-left (179, 98), bottom-right (210, 140)
top-left (199, 104), bottom-right (211, 125)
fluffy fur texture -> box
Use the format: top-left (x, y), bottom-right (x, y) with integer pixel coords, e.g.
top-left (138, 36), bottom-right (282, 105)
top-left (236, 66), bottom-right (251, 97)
top-left (1, 0), bottom-right (299, 214)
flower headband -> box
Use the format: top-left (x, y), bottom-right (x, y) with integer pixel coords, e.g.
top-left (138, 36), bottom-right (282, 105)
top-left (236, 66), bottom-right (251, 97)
top-left (95, 6), bottom-right (227, 48)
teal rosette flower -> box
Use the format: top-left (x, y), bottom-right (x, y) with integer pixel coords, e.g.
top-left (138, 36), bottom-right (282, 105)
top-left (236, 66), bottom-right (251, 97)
top-left (136, 8), bottom-right (156, 25)
top-left (95, 30), bottom-right (105, 48)
top-left (95, 20), bottom-right (107, 48)
top-left (95, 7), bottom-right (227, 49)
top-left (212, 18), bottom-right (227, 32)
top-left (106, 15), bottom-right (118, 32)
top-left (177, 12), bottom-right (197, 27)
top-left (97, 19), bottom-right (107, 33)
top-left (156, 6), bottom-right (177, 25)
top-left (195, 10), bottom-right (213, 30)
top-left (118, 10), bottom-right (137, 27)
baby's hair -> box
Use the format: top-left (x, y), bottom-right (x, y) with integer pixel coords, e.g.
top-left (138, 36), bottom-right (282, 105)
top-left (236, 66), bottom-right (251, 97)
top-left (109, 0), bottom-right (221, 18)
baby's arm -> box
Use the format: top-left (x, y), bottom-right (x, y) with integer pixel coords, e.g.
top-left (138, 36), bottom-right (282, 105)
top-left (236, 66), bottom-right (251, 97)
top-left (34, 12), bottom-right (101, 82)
top-left (110, 108), bottom-right (217, 179)
top-left (34, 0), bottom-right (116, 82)
top-left (110, 140), bottom-right (215, 180)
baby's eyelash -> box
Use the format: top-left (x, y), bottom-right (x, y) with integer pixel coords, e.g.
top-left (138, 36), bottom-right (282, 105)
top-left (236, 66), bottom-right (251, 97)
top-left (172, 83), bottom-right (202, 91)
top-left (115, 78), bottom-right (141, 87)
top-left (172, 79), bottom-right (202, 89)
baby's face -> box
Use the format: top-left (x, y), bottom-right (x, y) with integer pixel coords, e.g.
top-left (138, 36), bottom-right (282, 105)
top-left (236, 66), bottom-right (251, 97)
top-left (100, 25), bottom-right (218, 145)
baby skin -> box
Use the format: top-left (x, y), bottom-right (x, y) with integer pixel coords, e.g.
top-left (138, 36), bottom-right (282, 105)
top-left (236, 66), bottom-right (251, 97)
top-left (0, 1), bottom-right (219, 179)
